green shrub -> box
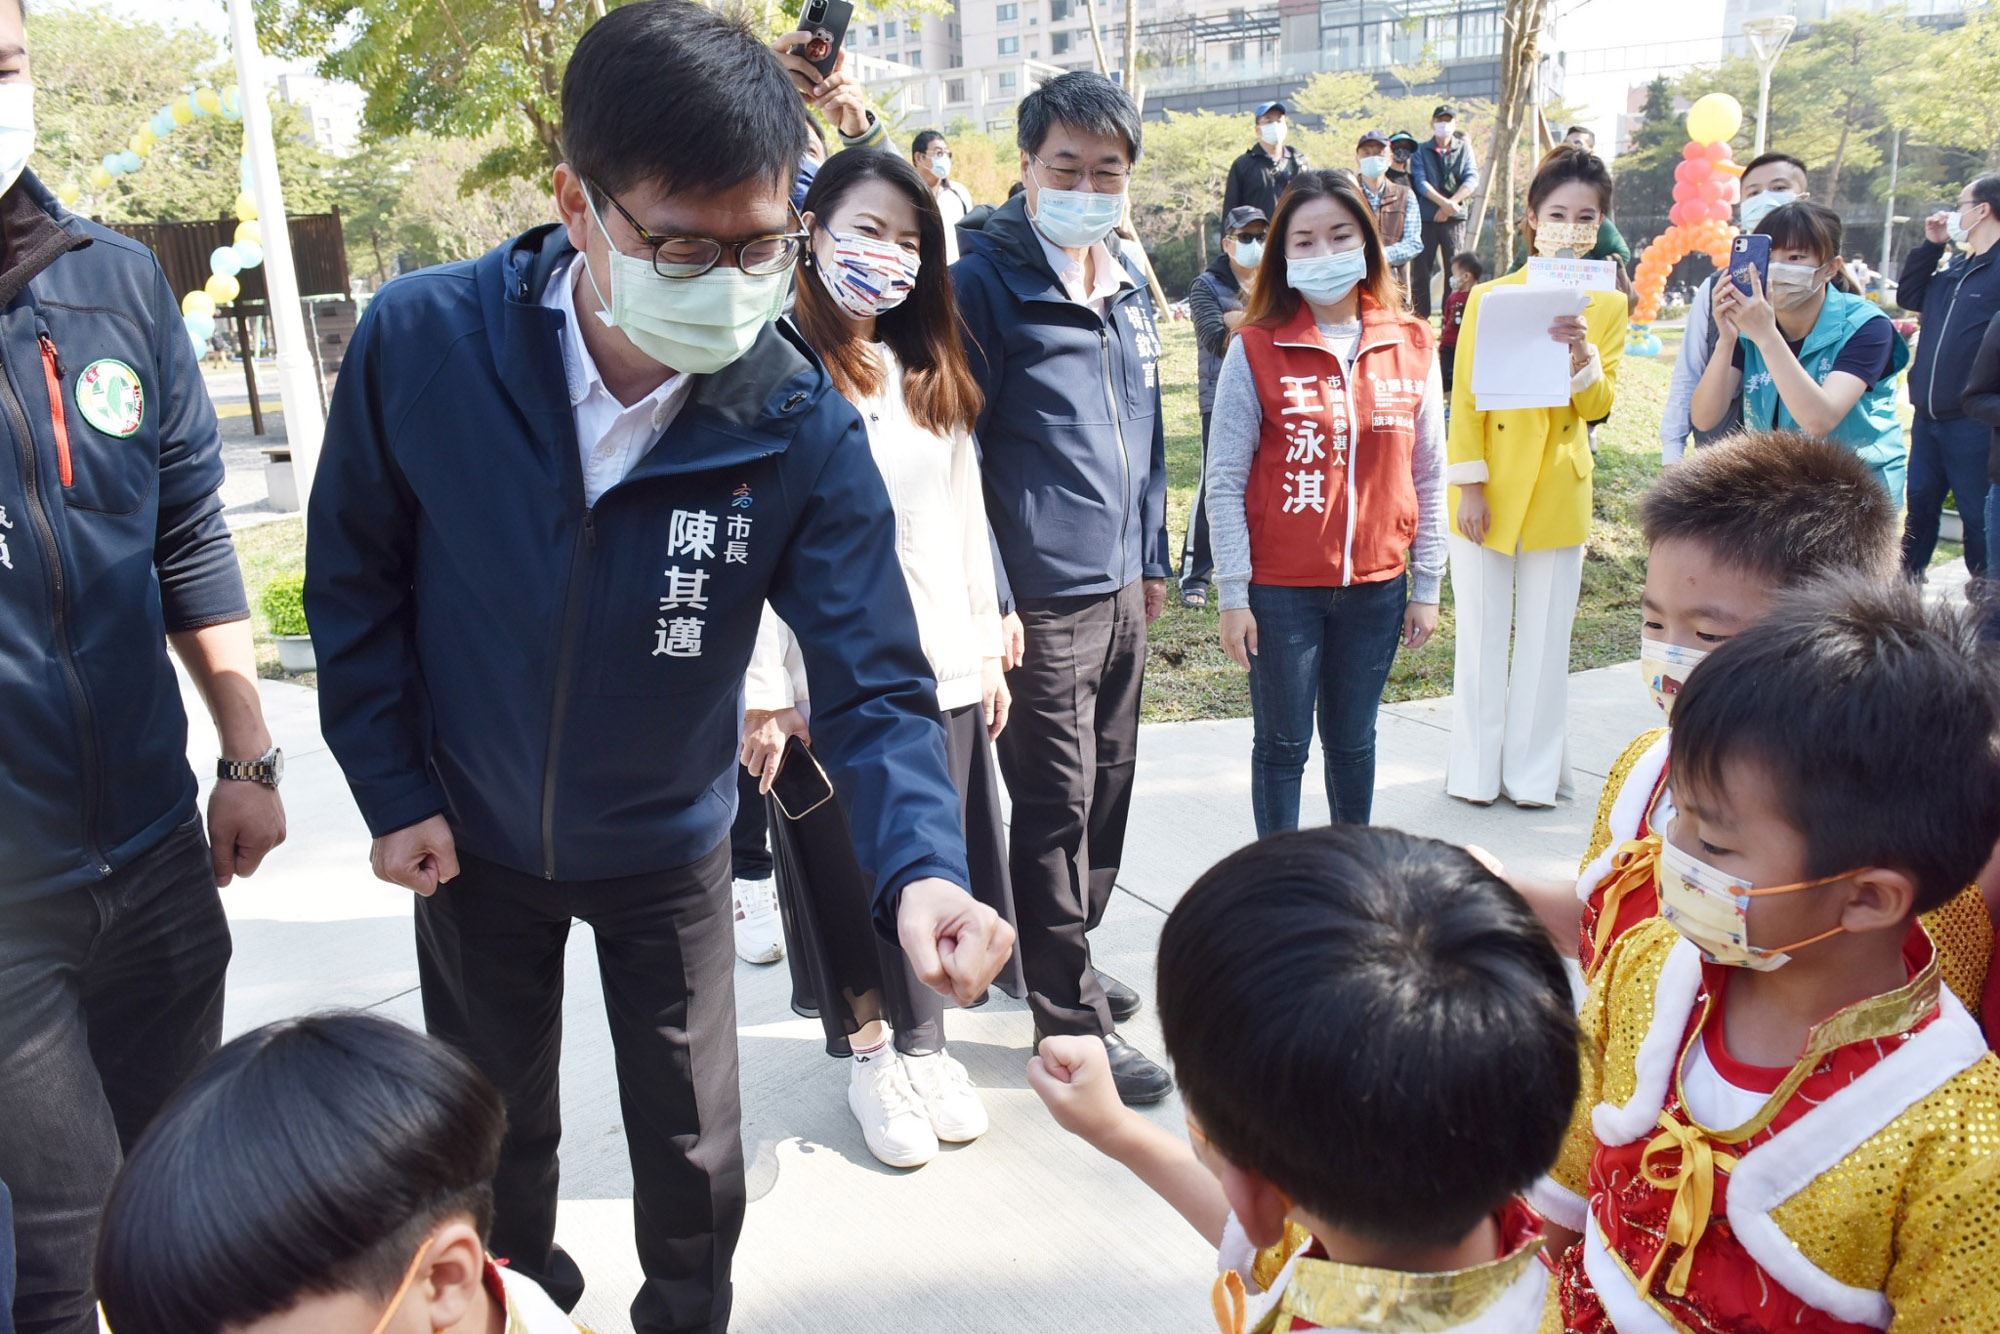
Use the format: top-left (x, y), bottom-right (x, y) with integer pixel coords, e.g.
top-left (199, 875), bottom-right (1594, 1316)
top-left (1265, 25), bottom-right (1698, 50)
top-left (260, 572), bottom-right (309, 637)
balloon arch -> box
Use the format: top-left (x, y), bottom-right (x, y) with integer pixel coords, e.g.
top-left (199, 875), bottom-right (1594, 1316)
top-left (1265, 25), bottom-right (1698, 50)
top-left (56, 84), bottom-right (268, 357)
top-left (1626, 93), bottom-right (1749, 357)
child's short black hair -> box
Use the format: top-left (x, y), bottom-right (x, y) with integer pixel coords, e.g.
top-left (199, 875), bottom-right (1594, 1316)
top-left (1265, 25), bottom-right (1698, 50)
top-left (1156, 826), bottom-right (1579, 1250)
top-left (1640, 430), bottom-right (1897, 586)
top-left (1450, 252), bottom-right (1484, 281)
top-left (1673, 575), bottom-right (2000, 914)
top-left (95, 1012), bottom-right (506, 1334)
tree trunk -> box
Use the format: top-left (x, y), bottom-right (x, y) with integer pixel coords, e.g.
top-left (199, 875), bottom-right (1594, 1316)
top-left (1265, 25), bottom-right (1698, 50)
top-left (1081, 0), bottom-right (1112, 75)
top-left (1470, 0), bottom-right (1547, 271)
top-left (1827, 112), bottom-right (1852, 202)
top-left (1122, 0), bottom-right (1138, 94)
top-left (369, 228), bottom-right (386, 285)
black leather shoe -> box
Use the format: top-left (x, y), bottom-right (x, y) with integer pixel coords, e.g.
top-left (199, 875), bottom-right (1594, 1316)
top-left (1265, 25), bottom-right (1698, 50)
top-left (1104, 1034), bottom-right (1174, 1105)
top-left (1096, 969), bottom-right (1142, 1023)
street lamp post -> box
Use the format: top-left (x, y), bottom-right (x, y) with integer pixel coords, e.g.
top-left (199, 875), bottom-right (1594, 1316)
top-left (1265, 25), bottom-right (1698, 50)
top-left (1744, 14), bottom-right (1797, 158)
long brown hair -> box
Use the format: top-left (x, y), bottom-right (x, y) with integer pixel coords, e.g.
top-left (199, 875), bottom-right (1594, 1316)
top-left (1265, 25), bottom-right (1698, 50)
top-left (1521, 145), bottom-right (1614, 253)
top-left (793, 151), bottom-right (983, 437)
top-left (1240, 169), bottom-right (1408, 330)
top-left (1758, 200), bottom-right (1861, 295)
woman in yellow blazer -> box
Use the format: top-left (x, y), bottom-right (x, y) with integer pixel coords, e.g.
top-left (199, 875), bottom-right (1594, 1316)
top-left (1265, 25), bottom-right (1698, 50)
top-left (1444, 146), bottom-right (1626, 807)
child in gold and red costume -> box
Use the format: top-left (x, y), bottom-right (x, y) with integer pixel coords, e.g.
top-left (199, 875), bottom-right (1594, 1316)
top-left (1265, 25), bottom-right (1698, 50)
top-left (1534, 579), bottom-right (2000, 1331)
top-left (1030, 826), bottom-right (1579, 1334)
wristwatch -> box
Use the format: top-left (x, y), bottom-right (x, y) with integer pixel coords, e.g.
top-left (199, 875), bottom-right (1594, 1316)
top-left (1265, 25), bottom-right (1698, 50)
top-left (217, 746), bottom-right (284, 789)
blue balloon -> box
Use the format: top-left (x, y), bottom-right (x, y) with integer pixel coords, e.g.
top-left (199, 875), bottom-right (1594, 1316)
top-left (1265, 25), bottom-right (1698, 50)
top-left (232, 241), bottom-right (264, 269)
top-left (189, 331), bottom-right (208, 359)
top-left (221, 88), bottom-right (242, 121)
top-left (188, 90), bottom-right (210, 119)
top-left (210, 245), bottom-right (244, 278)
top-left (101, 153), bottom-right (124, 177)
top-left (116, 151), bottom-right (142, 174)
top-left (184, 310), bottom-right (216, 341)
top-left (239, 156), bottom-right (254, 192)
top-left (154, 107), bottom-right (177, 135)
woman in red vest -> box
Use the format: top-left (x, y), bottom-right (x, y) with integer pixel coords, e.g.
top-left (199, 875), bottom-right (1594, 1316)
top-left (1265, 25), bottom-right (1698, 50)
top-left (1207, 169), bottom-right (1446, 834)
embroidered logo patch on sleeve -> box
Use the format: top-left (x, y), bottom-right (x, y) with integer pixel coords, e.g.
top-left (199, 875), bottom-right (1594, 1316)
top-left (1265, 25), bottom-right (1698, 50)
top-left (76, 359), bottom-right (145, 438)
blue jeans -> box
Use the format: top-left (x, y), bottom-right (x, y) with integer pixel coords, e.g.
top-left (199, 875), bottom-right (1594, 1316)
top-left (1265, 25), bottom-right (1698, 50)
top-left (1903, 413), bottom-right (1991, 578)
top-left (1246, 577), bottom-right (1408, 835)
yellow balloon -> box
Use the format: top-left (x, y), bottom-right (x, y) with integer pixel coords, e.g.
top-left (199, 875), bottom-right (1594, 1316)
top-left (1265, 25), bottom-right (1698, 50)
top-left (1685, 93), bottom-right (1743, 146)
top-left (233, 220), bottom-right (262, 247)
top-left (56, 183), bottom-right (79, 206)
top-left (204, 273), bottom-right (241, 306)
top-left (171, 99), bottom-right (195, 126)
top-left (181, 291), bottom-right (217, 319)
top-left (196, 87), bottom-right (222, 115)
top-left (234, 192), bottom-right (259, 222)
top-left (89, 165), bottom-right (112, 189)
top-left (130, 137), bottom-right (153, 159)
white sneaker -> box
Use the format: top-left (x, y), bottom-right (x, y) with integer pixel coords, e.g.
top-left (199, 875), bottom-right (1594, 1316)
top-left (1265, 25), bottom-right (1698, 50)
top-left (902, 1049), bottom-right (989, 1143)
top-left (847, 1051), bottom-right (939, 1168)
top-left (732, 878), bottom-right (784, 965)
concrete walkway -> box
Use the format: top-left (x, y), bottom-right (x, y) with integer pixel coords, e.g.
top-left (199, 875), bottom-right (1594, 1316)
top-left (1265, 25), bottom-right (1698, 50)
top-left (188, 652), bottom-right (1660, 1333)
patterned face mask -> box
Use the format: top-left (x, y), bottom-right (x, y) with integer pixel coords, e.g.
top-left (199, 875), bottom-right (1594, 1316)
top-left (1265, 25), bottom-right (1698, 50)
top-left (1533, 220), bottom-right (1599, 257)
top-left (815, 229), bottom-right (922, 320)
top-left (1657, 833), bottom-right (1856, 971)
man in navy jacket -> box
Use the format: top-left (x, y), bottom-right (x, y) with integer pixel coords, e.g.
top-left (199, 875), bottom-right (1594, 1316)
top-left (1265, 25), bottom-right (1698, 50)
top-left (305, 7), bottom-right (1011, 1331)
top-left (952, 72), bottom-right (1174, 1106)
top-left (0, 6), bottom-right (287, 1329)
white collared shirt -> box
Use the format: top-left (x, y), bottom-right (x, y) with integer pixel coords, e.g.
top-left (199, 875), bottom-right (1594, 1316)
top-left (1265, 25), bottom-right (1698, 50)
top-left (1034, 226), bottom-right (1132, 316)
top-left (543, 255), bottom-right (696, 507)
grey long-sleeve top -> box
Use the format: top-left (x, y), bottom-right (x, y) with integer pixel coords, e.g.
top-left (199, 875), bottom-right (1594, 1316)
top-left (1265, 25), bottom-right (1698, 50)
top-left (1205, 329), bottom-right (1448, 611)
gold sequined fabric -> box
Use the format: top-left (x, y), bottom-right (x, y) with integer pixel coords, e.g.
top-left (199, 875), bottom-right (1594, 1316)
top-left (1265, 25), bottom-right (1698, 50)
top-left (1581, 728), bottom-right (1668, 874)
top-left (1550, 919), bottom-right (1677, 1200)
top-left (1255, 1239), bottom-right (1547, 1333)
top-left (1250, 1221), bottom-right (1315, 1295)
top-left (1917, 882), bottom-right (1993, 1021)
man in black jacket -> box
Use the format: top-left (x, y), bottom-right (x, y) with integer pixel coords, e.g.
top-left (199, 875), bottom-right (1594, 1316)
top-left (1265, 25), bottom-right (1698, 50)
top-left (1410, 105), bottom-right (1480, 319)
top-left (1899, 175), bottom-right (2000, 581)
top-left (1181, 204), bottom-right (1264, 606)
top-left (1222, 100), bottom-right (1307, 224)
top-left (0, 7), bottom-right (286, 1332)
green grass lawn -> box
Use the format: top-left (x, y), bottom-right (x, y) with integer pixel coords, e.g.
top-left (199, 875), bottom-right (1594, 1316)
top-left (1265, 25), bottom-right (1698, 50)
top-left (235, 319), bottom-right (1953, 719)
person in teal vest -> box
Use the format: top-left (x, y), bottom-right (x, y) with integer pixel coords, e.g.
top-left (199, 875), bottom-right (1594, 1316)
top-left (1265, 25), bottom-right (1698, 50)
top-left (1692, 200), bottom-right (1910, 503)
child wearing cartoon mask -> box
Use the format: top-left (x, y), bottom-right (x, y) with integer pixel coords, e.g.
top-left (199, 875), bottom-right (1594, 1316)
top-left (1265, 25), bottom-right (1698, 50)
top-left (1532, 575), bottom-right (2000, 1332)
top-left (1694, 200), bottom-right (1912, 504)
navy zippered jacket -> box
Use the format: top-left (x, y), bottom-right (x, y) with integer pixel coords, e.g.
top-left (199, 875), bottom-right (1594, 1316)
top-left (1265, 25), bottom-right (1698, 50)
top-left (951, 196), bottom-right (1170, 606)
top-left (1898, 238), bottom-right (2000, 421)
top-left (305, 225), bottom-right (967, 930)
top-left (0, 172), bottom-right (248, 904)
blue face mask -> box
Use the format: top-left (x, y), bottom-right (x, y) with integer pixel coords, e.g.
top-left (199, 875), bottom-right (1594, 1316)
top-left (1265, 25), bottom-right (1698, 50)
top-left (1357, 154), bottom-right (1389, 179)
top-left (1288, 249), bottom-right (1368, 305)
top-left (1029, 163), bottom-right (1125, 249)
top-left (1233, 239), bottom-right (1265, 269)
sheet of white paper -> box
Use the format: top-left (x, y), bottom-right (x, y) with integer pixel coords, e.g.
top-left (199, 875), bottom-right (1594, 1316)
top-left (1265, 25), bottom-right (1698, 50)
top-left (1471, 287), bottom-right (1588, 412)
top-left (1526, 256), bottom-right (1618, 292)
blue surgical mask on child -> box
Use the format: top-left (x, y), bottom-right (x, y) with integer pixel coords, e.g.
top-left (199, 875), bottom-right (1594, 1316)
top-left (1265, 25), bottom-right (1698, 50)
top-left (1287, 249), bottom-right (1368, 305)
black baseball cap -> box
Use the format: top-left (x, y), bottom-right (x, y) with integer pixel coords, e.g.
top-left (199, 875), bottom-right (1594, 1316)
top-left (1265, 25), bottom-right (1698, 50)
top-left (1356, 128), bottom-right (1390, 148)
top-left (1432, 104), bottom-right (1456, 120)
top-left (1224, 205), bottom-right (1268, 233)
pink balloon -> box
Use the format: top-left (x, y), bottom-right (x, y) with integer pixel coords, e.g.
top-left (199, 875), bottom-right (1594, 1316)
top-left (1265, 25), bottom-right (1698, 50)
top-left (1672, 182), bottom-right (1693, 203)
top-left (1707, 200), bottom-right (1732, 222)
top-left (1719, 175), bottom-right (1741, 203)
top-left (1704, 141), bottom-right (1731, 161)
top-left (1682, 142), bottom-right (1706, 161)
top-left (1670, 202), bottom-right (1691, 227)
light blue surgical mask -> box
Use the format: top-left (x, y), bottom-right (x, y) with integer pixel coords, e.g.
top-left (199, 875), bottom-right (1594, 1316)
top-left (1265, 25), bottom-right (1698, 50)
top-left (1233, 239), bottom-right (1265, 269)
top-left (1738, 189), bottom-right (1795, 231)
top-left (1288, 249), bottom-right (1368, 305)
top-left (1029, 163), bottom-right (1125, 249)
top-left (1357, 154), bottom-right (1389, 179)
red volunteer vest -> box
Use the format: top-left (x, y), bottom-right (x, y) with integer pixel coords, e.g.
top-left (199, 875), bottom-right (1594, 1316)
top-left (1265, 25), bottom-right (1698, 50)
top-left (1238, 299), bottom-right (1432, 589)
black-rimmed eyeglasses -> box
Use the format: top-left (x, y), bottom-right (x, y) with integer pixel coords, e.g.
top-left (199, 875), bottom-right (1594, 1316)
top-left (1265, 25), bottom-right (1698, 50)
top-left (594, 182), bottom-right (809, 278)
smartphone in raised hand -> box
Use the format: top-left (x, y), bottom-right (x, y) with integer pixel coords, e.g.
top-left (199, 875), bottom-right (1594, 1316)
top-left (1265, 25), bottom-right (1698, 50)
top-left (789, 0), bottom-right (854, 83)
top-left (1730, 233), bottom-right (1771, 298)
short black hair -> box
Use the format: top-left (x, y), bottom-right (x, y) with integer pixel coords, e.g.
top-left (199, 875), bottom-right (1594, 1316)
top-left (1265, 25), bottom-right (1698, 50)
top-left (1741, 151), bottom-right (1809, 186)
top-left (1565, 125), bottom-right (1595, 146)
top-left (1016, 70), bottom-right (1142, 163)
top-left (561, 0), bottom-right (808, 201)
top-left (1673, 575), bottom-right (2000, 915)
top-left (1450, 252), bottom-right (1484, 280)
top-left (1969, 174), bottom-right (2000, 215)
top-left (1640, 430), bottom-right (1897, 586)
top-left (1156, 826), bottom-right (1578, 1250)
top-left (95, 1012), bottom-right (507, 1334)
top-left (912, 129), bottom-right (946, 157)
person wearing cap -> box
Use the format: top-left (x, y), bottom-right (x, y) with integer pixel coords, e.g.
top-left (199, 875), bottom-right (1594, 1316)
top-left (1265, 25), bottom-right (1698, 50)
top-left (1355, 129), bottom-right (1421, 273)
top-left (1181, 204), bottom-right (1268, 607)
top-left (1386, 130), bottom-right (1421, 193)
top-left (1410, 104), bottom-right (1479, 319)
top-left (1223, 100), bottom-right (1307, 226)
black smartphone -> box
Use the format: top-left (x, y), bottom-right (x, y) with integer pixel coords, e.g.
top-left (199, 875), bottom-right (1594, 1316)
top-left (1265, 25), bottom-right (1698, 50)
top-left (1730, 233), bottom-right (1771, 298)
top-left (770, 734), bottom-right (836, 821)
top-left (791, 0), bottom-right (854, 82)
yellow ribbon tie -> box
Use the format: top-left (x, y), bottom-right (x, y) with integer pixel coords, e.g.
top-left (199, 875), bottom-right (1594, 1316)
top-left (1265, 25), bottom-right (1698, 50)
top-left (1211, 1270), bottom-right (1248, 1334)
top-left (1637, 1111), bottom-right (1739, 1298)
top-left (1587, 833), bottom-right (1662, 977)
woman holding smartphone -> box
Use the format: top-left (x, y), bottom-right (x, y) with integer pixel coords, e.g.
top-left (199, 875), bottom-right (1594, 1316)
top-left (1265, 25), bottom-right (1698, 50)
top-left (741, 151), bottom-right (1022, 1171)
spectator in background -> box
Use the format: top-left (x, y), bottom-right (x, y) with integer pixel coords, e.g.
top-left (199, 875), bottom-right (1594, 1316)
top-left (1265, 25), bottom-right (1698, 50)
top-left (1386, 129), bottom-right (1421, 193)
top-left (1899, 175), bottom-right (2000, 582)
top-left (1441, 252), bottom-right (1481, 398)
top-left (1355, 128), bottom-right (1422, 279)
top-left (1223, 100), bottom-right (1307, 223)
top-left (1693, 201), bottom-right (1909, 505)
top-left (912, 129), bottom-right (972, 262)
top-left (1410, 105), bottom-right (1479, 319)
top-left (1181, 205), bottom-right (1267, 608)
top-left (953, 71), bottom-right (1176, 1106)
top-left (1960, 309), bottom-right (2000, 588)
top-left (1662, 151), bottom-right (1810, 462)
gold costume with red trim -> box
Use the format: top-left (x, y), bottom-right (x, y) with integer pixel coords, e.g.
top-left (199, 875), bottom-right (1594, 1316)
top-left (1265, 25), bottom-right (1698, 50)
top-left (1212, 1201), bottom-right (1550, 1333)
top-left (1532, 918), bottom-right (2000, 1332)
top-left (1574, 729), bottom-right (1993, 1019)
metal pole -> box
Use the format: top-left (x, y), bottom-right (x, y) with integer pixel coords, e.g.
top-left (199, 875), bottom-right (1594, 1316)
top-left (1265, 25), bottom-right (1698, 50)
top-left (1755, 61), bottom-right (1772, 157)
top-left (1879, 127), bottom-right (1900, 286)
top-left (228, 0), bottom-right (326, 512)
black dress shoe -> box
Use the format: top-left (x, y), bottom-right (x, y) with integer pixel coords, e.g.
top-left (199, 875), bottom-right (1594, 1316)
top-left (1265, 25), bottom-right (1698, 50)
top-left (1096, 969), bottom-right (1142, 1022)
top-left (1104, 1033), bottom-right (1174, 1105)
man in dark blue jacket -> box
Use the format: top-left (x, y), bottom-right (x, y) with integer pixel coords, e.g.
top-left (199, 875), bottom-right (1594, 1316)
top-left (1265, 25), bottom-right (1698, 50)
top-left (0, 7), bottom-right (287, 1330)
top-left (952, 71), bottom-right (1174, 1106)
top-left (304, 6), bottom-right (1011, 1331)
top-left (1899, 175), bottom-right (2000, 581)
